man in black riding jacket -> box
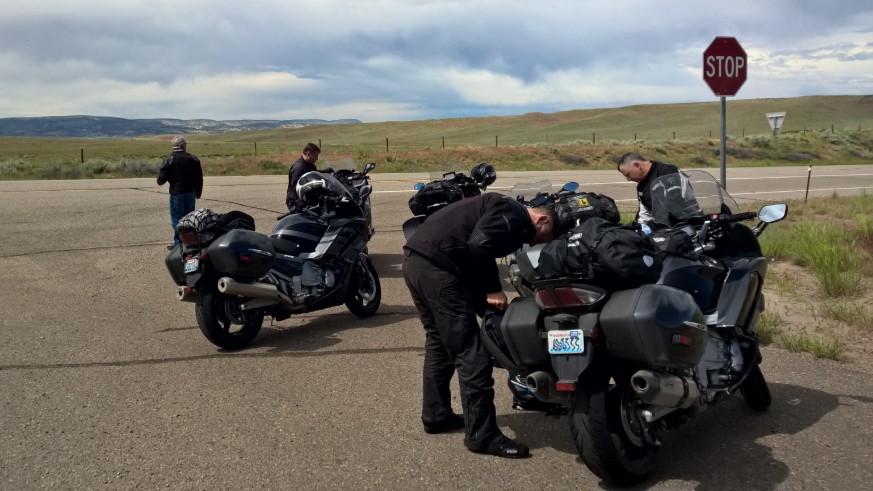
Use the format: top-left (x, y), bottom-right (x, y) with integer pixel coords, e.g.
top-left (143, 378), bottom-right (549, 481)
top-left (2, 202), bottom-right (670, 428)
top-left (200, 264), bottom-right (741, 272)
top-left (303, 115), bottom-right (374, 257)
top-left (616, 152), bottom-right (680, 225)
top-left (286, 142), bottom-right (321, 211)
top-left (402, 193), bottom-right (557, 459)
top-left (157, 136), bottom-right (203, 249)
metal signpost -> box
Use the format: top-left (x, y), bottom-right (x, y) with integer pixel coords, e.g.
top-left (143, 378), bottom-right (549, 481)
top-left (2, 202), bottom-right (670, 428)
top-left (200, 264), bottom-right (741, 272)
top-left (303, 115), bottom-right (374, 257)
top-left (703, 36), bottom-right (748, 189)
top-left (766, 112), bottom-right (787, 161)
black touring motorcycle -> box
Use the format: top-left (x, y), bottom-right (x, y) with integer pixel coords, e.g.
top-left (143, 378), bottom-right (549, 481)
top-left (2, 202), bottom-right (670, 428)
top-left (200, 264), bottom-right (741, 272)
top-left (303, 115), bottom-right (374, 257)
top-left (484, 171), bottom-right (787, 485)
top-left (401, 162), bottom-right (497, 240)
top-left (164, 162), bottom-right (381, 350)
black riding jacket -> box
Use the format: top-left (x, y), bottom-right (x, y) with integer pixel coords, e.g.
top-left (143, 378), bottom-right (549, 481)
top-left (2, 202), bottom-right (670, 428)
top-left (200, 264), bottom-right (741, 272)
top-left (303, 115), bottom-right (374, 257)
top-left (156, 151), bottom-right (203, 196)
top-left (404, 193), bottom-right (535, 295)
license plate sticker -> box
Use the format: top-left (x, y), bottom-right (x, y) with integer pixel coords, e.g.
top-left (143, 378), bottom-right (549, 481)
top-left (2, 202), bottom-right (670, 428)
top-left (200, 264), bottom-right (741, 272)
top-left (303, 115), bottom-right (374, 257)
top-left (184, 257), bottom-right (199, 274)
top-left (548, 329), bottom-right (584, 355)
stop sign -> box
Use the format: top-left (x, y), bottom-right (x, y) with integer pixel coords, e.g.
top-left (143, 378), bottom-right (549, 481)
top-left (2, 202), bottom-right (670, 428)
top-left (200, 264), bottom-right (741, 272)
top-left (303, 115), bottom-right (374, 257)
top-left (703, 37), bottom-right (747, 96)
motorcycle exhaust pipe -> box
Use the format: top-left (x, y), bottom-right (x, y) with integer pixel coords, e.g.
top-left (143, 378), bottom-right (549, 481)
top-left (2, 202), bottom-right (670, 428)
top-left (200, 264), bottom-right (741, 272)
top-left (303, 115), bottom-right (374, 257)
top-left (525, 371), bottom-right (569, 405)
top-left (631, 370), bottom-right (700, 409)
top-left (217, 277), bottom-right (281, 300)
top-left (175, 286), bottom-right (197, 302)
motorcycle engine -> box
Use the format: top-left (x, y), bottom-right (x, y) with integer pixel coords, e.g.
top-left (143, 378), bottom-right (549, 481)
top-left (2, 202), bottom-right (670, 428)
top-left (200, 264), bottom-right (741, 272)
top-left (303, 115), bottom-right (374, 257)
top-left (695, 331), bottom-right (746, 398)
top-left (288, 261), bottom-right (337, 303)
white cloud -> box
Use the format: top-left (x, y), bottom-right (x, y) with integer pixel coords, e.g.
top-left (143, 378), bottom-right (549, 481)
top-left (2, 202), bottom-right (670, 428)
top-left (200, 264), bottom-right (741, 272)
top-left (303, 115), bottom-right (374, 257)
top-left (0, 1), bottom-right (871, 121)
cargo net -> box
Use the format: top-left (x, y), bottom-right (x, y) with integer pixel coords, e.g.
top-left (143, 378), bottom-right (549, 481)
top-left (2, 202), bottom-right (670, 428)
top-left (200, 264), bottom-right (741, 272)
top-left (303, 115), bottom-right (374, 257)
top-left (176, 208), bottom-right (255, 246)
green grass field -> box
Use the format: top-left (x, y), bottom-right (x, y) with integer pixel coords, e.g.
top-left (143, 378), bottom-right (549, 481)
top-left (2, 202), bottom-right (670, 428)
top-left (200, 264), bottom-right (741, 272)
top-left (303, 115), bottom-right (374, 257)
top-left (2, 95), bottom-right (872, 179)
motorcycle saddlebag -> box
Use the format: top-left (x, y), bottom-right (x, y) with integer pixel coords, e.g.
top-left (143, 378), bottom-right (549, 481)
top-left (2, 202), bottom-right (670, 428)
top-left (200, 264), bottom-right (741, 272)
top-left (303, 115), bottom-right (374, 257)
top-left (480, 297), bottom-right (550, 373)
top-left (207, 229), bottom-right (275, 281)
top-left (599, 284), bottom-right (707, 368)
top-left (164, 243), bottom-right (186, 286)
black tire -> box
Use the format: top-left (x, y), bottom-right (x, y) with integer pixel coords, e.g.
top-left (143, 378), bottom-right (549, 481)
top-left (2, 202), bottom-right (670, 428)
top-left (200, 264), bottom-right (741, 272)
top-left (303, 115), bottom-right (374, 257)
top-left (740, 362), bottom-right (771, 411)
top-left (344, 257), bottom-right (381, 318)
top-left (569, 366), bottom-right (658, 486)
top-left (195, 285), bottom-right (264, 350)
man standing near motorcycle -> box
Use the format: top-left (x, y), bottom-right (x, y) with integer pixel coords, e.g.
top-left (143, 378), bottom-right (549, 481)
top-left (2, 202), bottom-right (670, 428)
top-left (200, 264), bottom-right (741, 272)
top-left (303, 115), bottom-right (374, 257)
top-left (616, 152), bottom-right (679, 225)
top-left (157, 136), bottom-right (203, 249)
top-left (286, 143), bottom-right (320, 211)
top-left (402, 193), bottom-right (557, 459)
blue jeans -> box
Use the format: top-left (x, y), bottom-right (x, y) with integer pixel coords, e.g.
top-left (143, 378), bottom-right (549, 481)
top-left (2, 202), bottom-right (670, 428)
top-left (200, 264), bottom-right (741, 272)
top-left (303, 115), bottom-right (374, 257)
top-left (169, 192), bottom-right (197, 245)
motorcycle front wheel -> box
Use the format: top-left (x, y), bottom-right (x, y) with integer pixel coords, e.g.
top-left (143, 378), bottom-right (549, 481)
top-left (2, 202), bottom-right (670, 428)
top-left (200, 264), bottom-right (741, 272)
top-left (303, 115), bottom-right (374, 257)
top-left (569, 365), bottom-right (658, 486)
top-left (195, 285), bottom-right (264, 350)
top-left (344, 257), bottom-right (381, 318)
top-left (740, 362), bottom-right (771, 411)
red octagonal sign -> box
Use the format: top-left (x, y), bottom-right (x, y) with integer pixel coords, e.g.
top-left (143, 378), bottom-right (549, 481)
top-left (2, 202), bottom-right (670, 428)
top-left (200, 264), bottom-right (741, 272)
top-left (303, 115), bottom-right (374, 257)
top-left (703, 36), bottom-right (747, 96)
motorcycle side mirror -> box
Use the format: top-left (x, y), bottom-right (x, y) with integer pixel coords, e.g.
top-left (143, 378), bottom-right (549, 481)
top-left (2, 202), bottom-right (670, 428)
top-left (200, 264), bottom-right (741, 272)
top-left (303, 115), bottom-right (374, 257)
top-left (758, 203), bottom-right (787, 223)
top-left (561, 182), bottom-right (579, 193)
top-left (359, 185), bottom-right (373, 200)
top-left (364, 162), bottom-right (376, 174)
top-left (414, 182), bottom-right (425, 191)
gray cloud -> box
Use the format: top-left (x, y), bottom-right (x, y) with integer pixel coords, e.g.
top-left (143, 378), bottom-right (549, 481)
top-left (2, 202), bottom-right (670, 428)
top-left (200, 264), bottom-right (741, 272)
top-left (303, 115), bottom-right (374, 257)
top-left (1, 0), bottom-right (871, 121)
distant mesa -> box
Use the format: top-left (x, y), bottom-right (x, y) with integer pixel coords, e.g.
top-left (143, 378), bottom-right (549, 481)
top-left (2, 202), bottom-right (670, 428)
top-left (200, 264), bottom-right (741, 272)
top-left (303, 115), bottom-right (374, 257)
top-left (0, 115), bottom-right (361, 138)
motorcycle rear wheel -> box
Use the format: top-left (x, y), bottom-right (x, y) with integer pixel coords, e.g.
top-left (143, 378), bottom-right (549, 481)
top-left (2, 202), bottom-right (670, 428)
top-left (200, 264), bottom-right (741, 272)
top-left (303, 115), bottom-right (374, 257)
top-left (740, 362), bottom-right (772, 411)
top-left (195, 286), bottom-right (264, 350)
top-left (569, 366), bottom-right (658, 486)
top-left (344, 257), bottom-right (381, 318)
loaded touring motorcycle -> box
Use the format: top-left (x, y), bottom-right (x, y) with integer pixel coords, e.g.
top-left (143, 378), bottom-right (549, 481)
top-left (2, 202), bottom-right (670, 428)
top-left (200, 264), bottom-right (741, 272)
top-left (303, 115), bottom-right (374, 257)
top-left (484, 171), bottom-right (787, 485)
top-left (164, 162), bottom-right (381, 350)
top-left (401, 162), bottom-right (497, 240)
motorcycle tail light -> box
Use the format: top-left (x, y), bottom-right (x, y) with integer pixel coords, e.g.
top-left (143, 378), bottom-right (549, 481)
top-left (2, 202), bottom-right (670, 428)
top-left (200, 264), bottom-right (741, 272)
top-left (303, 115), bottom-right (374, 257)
top-left (179, 231), bottom-right (200, 247)
top-left (535, 286), bottom-right (605, 310)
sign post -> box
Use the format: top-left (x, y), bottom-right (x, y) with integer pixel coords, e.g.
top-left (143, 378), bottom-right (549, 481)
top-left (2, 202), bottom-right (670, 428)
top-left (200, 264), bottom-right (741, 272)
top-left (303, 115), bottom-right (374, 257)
top-left (766, 112), bottom-right (786, 161)
top-left (703, 36), bottom-right (747, 189)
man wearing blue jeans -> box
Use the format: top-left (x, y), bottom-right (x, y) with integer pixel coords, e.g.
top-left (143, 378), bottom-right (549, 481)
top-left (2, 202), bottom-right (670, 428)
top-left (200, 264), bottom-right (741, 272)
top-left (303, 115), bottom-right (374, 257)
top-left (157, 136), bottom-right (203, 249)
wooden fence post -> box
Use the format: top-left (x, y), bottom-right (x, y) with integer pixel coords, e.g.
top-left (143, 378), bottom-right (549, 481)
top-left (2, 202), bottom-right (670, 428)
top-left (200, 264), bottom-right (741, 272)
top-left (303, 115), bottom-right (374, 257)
top-left (592, 133), bottom-right (596, 144)
top-left (495, 136), bottom-right (498, 147)
top-left (442, 136), bottom-right (445, 149)
top-left (385, 138), bottom-right (389, 152)
top-left (80, 149), bottom-right (84, 163)
top-left (254, 142), bottom-right (257, 156)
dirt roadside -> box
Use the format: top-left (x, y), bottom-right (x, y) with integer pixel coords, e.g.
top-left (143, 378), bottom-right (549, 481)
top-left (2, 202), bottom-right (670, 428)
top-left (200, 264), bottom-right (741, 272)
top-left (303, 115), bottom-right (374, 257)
top-left (765, 261), bottom-right (873, 373)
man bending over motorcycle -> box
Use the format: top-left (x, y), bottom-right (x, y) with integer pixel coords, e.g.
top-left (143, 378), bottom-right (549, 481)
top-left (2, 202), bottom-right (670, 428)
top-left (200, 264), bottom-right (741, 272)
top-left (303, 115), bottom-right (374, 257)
top-left (402, 193), bottom-right (556, 459)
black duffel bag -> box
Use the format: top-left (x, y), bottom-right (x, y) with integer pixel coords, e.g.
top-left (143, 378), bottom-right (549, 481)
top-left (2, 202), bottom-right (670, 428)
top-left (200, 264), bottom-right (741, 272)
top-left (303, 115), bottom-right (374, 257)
top-left (408, 180), bottom-right (467, 217)
top-left (537, 218), bottom-right (662, 289)
top-left (553, 192), bottom-right (620, 233)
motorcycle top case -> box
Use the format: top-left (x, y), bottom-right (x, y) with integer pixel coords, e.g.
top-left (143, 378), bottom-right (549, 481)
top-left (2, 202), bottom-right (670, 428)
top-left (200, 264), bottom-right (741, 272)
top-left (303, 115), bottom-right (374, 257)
top-left (207, 229), bottom-right (275, 281)
top-left (599, 284), bottom-right (707, 368)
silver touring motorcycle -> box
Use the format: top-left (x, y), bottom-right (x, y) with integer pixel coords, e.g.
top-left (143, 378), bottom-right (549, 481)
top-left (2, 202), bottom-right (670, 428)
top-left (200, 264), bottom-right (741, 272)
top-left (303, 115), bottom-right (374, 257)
top-left (164, 162), bottom-right (380, 350)
top-left (483, 171), bottom-right (787, 485)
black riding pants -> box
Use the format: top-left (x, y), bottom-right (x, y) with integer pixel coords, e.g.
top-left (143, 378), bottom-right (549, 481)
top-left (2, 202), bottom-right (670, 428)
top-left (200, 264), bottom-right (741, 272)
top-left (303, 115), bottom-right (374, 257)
top-left (402, 250), bottom-right (501, 450)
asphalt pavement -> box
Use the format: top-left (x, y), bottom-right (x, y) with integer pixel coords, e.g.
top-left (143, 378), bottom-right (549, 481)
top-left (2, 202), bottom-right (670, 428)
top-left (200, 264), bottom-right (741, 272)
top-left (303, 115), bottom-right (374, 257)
top-left (1, 166), bottom-right (872, 490)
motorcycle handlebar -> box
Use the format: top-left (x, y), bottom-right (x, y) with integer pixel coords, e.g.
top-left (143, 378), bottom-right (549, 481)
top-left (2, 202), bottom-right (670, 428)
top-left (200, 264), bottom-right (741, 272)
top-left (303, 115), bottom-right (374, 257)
top-left (723, 211), bottom-right (757, 223)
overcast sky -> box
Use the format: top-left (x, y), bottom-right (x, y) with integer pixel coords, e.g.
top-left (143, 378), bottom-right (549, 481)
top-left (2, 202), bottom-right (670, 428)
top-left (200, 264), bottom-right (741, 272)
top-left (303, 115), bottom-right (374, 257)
top-left (1, 0), bottom-right (871, 122)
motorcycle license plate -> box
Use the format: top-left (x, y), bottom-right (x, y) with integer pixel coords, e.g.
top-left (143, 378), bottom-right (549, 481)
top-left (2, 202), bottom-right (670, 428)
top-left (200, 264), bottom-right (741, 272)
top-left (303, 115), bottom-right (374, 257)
top-left (548, 329), bottom-right (584, 355)
top-left (184, 257), bottom-right (199, 274)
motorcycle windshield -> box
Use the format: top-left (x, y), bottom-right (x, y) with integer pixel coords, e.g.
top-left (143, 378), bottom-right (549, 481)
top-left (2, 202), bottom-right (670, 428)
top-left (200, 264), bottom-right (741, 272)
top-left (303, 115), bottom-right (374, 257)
top-left (649, 170), bottom-right (739, 227)
top-left (321, 157), bottom-right (360, 173)
top-left (507, 180), bottom-right (552, 203)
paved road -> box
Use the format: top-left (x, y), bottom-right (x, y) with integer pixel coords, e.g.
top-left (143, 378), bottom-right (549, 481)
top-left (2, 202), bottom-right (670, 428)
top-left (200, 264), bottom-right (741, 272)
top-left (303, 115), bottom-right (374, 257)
top-left (1, 166), bottom-right (872, 490)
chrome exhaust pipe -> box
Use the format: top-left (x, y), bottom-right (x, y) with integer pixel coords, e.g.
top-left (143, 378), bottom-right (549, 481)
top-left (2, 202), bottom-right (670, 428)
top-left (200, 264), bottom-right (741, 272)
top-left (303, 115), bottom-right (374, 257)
top-left (525, 371), bottom-right (569, 404)
top-left (631, 370), bottom-right (700, 409)
top-left (175, 286), bottom-right (197, 302)
top-left (217, 277), bottom-right (280, 300)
